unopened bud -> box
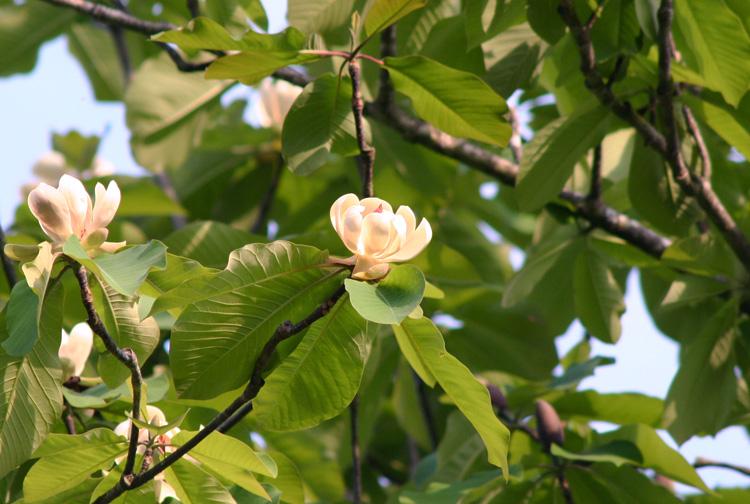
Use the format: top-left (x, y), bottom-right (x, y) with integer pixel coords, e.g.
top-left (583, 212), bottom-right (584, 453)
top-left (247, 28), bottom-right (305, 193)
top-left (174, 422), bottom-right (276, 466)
top-left (535, 400), bottom-right (564, 450)
top-left (486, 383), bottom-right (507, 411)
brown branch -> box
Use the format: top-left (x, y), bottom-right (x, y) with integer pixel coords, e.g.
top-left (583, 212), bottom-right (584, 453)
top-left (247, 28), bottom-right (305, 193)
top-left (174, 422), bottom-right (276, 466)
top-left (588, 144), bottom-right (602, 200)
top-left (694, 457), bottom-right (750, 478)
top-left (42, 0), bottom-right (173, 34)
top-left (350, 395), bottom-right (362, 504)
top-left (0, 226), bottom-right (17, 288)
top-left (682, 106), bottom-right (711, 180)
top-left (108, 26), bottom-right (132, 83)
top-left (349, 60), bottom-right (375, 198)
top-left (73, 265), bottom-right (143, 480)
top-left (63, 402), bottom-right (77, 435)
top-left (92, 285), bottom-right (347, 503)
top-left (186, 0), bottom-right (199, 18)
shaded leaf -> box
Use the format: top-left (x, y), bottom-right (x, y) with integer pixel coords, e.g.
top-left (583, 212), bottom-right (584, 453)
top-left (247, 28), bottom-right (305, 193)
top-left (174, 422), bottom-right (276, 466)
top-left (345, 264), bottom-right (425, 324)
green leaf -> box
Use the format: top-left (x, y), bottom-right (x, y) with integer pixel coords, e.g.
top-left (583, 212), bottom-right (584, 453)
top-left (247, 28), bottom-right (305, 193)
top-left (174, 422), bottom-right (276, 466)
top-left (567, 464), bottom-right (682, 504)
top-left (345, 264), bottom-right (425, 324)
top-left (526, 0), bottom-right (566, 43)
top-left (0, 2), bottom-right (74, 77)
top-left (393, 317), bottom-right (510, 475)
top-left (683, 93), bottom-right (750, 161)
top-left (462, 0), bottom-right (526, 48)
top-left (67, 24), bottom-right (126, 102)
top-left (102, 177), bottom-right (187, 218)
top-left (661, 275), bottom-right (731, 309)
top-left (63, 237), bottom-right (167, 296)
top-left (163, 220), bottom-right (263, 269)
top-left (673, 0), bottom-right (750, 106)
top-left (145, 253), bottom-right (218, 300)
top-left (23, 429), bottom-right (127, 501)
top-left (261, 450), bottom-right (304, 504)
top-left (384, 55), bottom-right (511, 147)
top-left (516, 106), bottom-right (612, 211)
top-left (253, 296), bottom-right (371, 430)
top-left (90, 277), bottom-right (161, 388)
top-left (130, 410), bottom-right (189, 437)
top-left (590, 0), bottom-right (640, 60)
top-left (153, 17), bottom-right (305, 52)
top-left (663, 301), bottom-right (738, 443)
top-left (550, 356), bottom-right (616, 389)
top-left (398, 470), bottom-right (502, 503)
top-left (364, 0), bottom-right (427, 37)
top-left (573, 245), bottom-right (625, 344)
top-left (172, 430), bottom-right (276, 499)
top-left (206, 51), bottom-right (318, 85)
top-left (598, 424), bottom-right (708, 491)
top-left (0, 280), bottom-right (63, 478)
top-left (170, 241), bottom-right (347, 399)
top-left (551, 442), bottom-right (643, 467)
top-left (52, 130), bottom-right (100, 171)
top-left (551, 391), bottom-right (664, 427)
top-left (281, 74), bottom-right (360, 175)
top-left (164, 457), bottom-right (241, 504)
top-left (3, 281), bottom-right (39, 356)
top-left (288, 0), bottom-right (355, 34)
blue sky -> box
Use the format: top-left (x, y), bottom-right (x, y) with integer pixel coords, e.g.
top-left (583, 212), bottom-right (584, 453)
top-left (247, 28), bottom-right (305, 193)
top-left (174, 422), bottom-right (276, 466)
top-left (0, 0), bottom-right (746, 491)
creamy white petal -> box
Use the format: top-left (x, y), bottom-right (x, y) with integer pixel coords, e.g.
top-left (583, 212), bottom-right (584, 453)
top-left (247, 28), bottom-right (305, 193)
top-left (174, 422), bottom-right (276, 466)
top-left (374, 214), bottom-right (405, 259)
top-left (352, 257), bottom-right (390, 280)
top-left (58, 174), bottom-right (92, 238)
top-left (386, 218), bottom-right (432, 261)
top-left (330, 193), bottom-right (359, 236)
top-left (342, 205), bottom-right (364, 254)
top-left (396, 206), bottom-right (416, 234)
top-left (28, 183), bottom-right (73, 242)
top-left (92, 181), bottom-right (121, 230)
top-left (359, 197), bottom-right (392, 216)
top-left (360, 212), bottom-right (393, 256)
top-left (99, 241), bottom-right (126, 254)
top-left (58, 322), bottom-right (93, 377)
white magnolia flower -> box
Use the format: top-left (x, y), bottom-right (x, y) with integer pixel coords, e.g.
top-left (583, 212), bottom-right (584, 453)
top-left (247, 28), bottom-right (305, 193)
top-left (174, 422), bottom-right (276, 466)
top-left (330, 194), bottom-right (432, 280)
top-left (255, 78), bottom-right (302, 131)
top-left (114, 405), bottom-right (178, 502)
top-left (22, 151), bottom-right (116, 198)
top-left (58, 322), bottom-right (93, 378)
top-left (27, 174), bottom-right (124, 253)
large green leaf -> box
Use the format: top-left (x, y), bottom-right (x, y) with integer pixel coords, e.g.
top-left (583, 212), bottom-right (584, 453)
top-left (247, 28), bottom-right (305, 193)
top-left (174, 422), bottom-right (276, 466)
top-left (173, 430), bottom-right (275, 499)
top-left (3, 281), bottom-right (40, 356)
top-left (0, 281), bottom-right (63, 479)
top-left (145, 253), bottom-right (218, 301)
top-left (673, 0), bottom-right (750, 106)
top-left (345, 264), bottom-right (425, 324)
top-left (384, 55), bottom-right (511, 146)
top-left (0, 2), bottom-right (74, 77)
top-left (170, 241), bottom-right (347, 399)
top-left (67, 24), bottom-right (126, 102)
top-left (281, 74), bottom-right (360, 175)
top-left (393, 317), bottom-right (510, 475)
top-left (288, 0), bottom-right (355, 34)
top-left (516, 106), bottom-right (612, 211)
top-left (63, 237), bottom-right (167, 297)
top-left (23, 429), bottom-right (127, 501)
top-left (462, 0), bottom-right (526, 48)
top-left (252, 296), bottom-right (370, 431)
top-left (573, 245), bottom-right (625, 344)
top-left (598, 424), bottom-right (708, 491)
top-left (206, 51), bottom-right (318, 85)
top-left (552, 391), bottom-right (664, 427)
top-left (683, 93), bottom-right (750, 161)
top-left (90, 277), bottom-right (161, 388)
top-left (364, 0), bottom-right (427, 37)
top-left (663, 301), bottom-right (738, 443)
top-left (164, 458), bottom-right (239, 504)
top-left (163, 220), bottom-right (263, 269)
top-left (567, 464), bottom-right (682, 504)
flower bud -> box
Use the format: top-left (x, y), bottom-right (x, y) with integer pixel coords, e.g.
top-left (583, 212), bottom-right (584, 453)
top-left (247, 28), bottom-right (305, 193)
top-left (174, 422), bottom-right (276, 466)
top-left (486, 383), bottom-right (508, 411)
top-left (535, 399), bottom-right (565, 450)
top-left (330, 194), bottom-right (432, 280)
top-left (58, 323), bottom-right (93, 379)
top-left (27, 174), bottom-right (124, 254)
top-left (3, 243), bottom-right (39, 262)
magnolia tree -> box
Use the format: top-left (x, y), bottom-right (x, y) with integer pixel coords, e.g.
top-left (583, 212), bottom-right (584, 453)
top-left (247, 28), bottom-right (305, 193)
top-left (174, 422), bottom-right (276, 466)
top-left (1, 0), bottom-right (750, 503)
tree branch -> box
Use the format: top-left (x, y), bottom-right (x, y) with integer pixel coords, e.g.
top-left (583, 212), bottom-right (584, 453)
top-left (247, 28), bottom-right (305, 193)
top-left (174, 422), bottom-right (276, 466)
top-left (0, 226), bottom-right (17, 288)
top-left (682, 105), bottom-right (711, 180)
top-left (73, 265), bottom-right (143, 480)
top-left (588, 143), bottom-right (602, 201)
top-left (413, 371), bottom-right (439, 450)
top-left (694, 457), bottom-right (750, 478)
top-left (186, 0), bottom-right (200, 18)
top-left (42, 0), bottom-right (173, 34)
top-left (349, 60), bottom-right (375, 198)
top-left (92, 284), bottom-right (347, 503)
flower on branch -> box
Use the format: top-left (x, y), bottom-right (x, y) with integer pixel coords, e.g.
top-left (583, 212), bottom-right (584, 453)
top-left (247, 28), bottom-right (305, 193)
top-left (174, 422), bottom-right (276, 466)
top-left (254, 78), bottom-right (302, 131)
top-left (27, 174), bottom-right (125, 254)
top-left (330, 194), bottom-right (432, 280)
top-left (58, 322), bottom-right (93, 380)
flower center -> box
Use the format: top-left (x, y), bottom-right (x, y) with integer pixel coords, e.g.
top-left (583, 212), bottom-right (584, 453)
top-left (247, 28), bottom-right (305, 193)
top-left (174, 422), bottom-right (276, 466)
top-left (374, 204), bottom-right (384, 213)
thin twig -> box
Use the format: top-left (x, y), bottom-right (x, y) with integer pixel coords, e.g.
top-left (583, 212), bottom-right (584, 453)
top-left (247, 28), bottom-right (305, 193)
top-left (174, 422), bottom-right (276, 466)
top-left (589, 144), bottom-right (602, 200)
top-left (92, 285), bottom-right (347, 503)
top-left (63, 401), bottom-right (77, 435)
top-left (350, 396), bottom-right (362, 504)
top-left (376, 26), bottom-right (397, 107)
top-left (348, 60), bottom-right (375, 198)
top-left (413, 371), bottom-right (439, 450)
top-left (42, 0), bottom-right (173, 34)
top-left (0, 226), bottom-right (17, 287)
top-left (694, 457), bottom-right (750, 478)
top-left (73, 265), bottom-right (143, 480)
top-left (186, 0), bottom-right (199, 18)
top-left (108, 0), bottom-right (132, 84)
top-left (682, 105), bottom-right (712, 180)
top-left (250, 156), bottom-right (283, 235)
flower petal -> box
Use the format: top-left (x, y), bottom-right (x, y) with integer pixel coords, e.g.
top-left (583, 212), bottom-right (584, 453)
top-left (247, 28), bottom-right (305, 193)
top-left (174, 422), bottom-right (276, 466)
top-left (359, 197), bottom-right (393, 216)
top-left (330, 193), bottom-right (359, 236)
top-left (92, 181), bottom-right (121, 230)
top-left (58, 322), bottom-right (93, 376)
top-left (386, 218), bottom-right (432, 262)
top-left (99, 241), bottom-right (126, 254)
top-left (28, 183), bottom-right (73, 242)
top-left (58, 174), bottom-right (92, 238)
top-left (342, 205), bottom-right (364, 254)
top-left (396, 206), bottom-right (417, 234)
top-left (360, 212), bottom-right (393, 256)
top-left (352, 255), bottom-right (390, 280)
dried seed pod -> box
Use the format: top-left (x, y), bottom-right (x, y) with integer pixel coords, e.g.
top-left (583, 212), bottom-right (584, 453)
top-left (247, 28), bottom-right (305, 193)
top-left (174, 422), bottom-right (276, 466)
top-left (535, 400), bottom-right (565, 450)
